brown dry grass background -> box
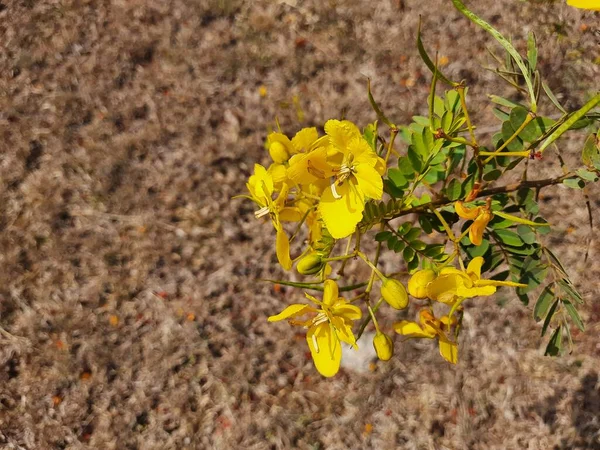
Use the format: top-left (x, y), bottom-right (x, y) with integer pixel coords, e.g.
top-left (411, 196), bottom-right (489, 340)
top-left (0, 0), bottom-right (599, 449)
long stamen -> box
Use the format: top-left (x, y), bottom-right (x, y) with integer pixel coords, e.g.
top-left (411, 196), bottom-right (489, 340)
top-left (312, 333), bottom-right (319, 353)
top-left (254, 206), bottom-right (270, 219)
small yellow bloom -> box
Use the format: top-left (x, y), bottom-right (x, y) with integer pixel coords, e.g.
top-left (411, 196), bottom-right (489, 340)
top-left (426, 257), bottom-right (526, 305)
top-left (246, 165), bottom-right (302, 270)
top-left (394, 309), bottom-right (458, 364)
top-left (567, 0), bottom-right (600, 10)
top-left (407, 269), bottom-right (436, 299)
top-left (317, 120), bottom-right (385, 239)
top-left (455, 201), bottom-right (492, 246)
top-left (268, 279), bottom-right (362, 377)
top-left (381, 278), bottom-right (409, 309)
top-left (373, 332), bottom-right (394, 361)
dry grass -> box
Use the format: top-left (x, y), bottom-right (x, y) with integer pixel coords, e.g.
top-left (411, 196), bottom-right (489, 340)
top-left (0, 0), bottom-right (599, 449)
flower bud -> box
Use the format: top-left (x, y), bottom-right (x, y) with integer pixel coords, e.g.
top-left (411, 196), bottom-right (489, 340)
top-left (269, 142), bottom-right (290, 164)
top-left (373, 332), bottom-right (394, 361)
top-left (381, 278), bottom-right (409, 310)
top-left (408, 269), bottom-right (436, 299)
top-left (296, 253), bottom-right (324, 275)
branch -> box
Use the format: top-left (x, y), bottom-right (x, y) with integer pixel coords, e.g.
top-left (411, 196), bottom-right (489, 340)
top-left (388, 172), bottom-right (578, 220)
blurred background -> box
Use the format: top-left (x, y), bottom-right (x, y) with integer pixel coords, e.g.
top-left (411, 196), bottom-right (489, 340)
top-left (0, 0), bottom-right (599, 449)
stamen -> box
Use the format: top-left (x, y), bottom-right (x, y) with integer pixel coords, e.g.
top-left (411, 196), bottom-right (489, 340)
top-left (254, 206), bottom-right (270, 219)
top-left (330, 179), bottom-right (342, 199)
top-left (312, 333), bottom-right (319, 353)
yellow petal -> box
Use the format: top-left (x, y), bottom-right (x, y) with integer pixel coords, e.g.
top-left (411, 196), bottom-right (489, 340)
top-left (287, 148), bottom-right (332, 185)
top-left (318, 182), bottom-right (364, 239)
top-left (393, 321), bottom-right (436, 338)
top-left (279, 207), bottom-right (303, 222)
top-left (331, 302), bottom-right (362, 321)
top-left (426, 273), bottom-right (463, 304)
top-left (268, 163), bottom-right (288, 187)
top-left (291, 127), bottom-right (319, 153)
top-left (476, 279), bottom-right (527, 288)
top-left (330, 316), bottom-right (357, 348)
top-left (324, 119), bottom-right (361, 153)
top-left (567, 0), bottom-right (600, 10)
top-left (438, 338), bottom-right (458, 364)
top-left (456, 284), bottom-right (497, 298)
top-left (455, 201), bottom-right (481, 220)
top-left (466, 256), bottom-right (484, 280)
top-left (247, 164), bottom-right (273, 202)
top-left (322, 279), bottom-right (339, 306)
top-left (354, 163), bottom-right (383, 200)
top-left (469, 210), bottom-right (492, 246)
top-left (268, 304), bottom-right (312, 322)
top-left (276, 227), bottom-right (292, 270)
top-left (307, 322), bottom-right (342, 377)
top-left (408, 269), bottom-right (436, 299)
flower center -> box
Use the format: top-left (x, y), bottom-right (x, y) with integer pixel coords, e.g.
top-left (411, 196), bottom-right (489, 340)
top-left (254, 206), bottom-right (270, 219)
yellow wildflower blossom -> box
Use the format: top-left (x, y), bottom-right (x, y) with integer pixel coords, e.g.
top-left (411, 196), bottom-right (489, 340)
top-left (246, 164), bottom-right (302, 270)
top-left (426, 256), bottom-right (526, 305)
top-left (567, 0), bottom-right (600, 10)
top-left (407, 269), bottom-right (436, 299)
top-left (268, 279), bottom-right (362, 377)
top-left (318, 120), bottom-right (385, 238)
top-left (394, 309), bottom-right (458, 364)
top-left (455, 201), bottom-right (492, 246)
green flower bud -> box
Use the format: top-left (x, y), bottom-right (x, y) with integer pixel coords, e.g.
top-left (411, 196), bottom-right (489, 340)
top-left (408, 269), bottom-right (436, 299)
top-left (296, 253), bottom-right (324, 275)
top-left (381, 278), bottom-right (409, 310)
top-left (269, 142), bottom-right (290, 164)
top-left (373, 331), bottom-right (394, 361)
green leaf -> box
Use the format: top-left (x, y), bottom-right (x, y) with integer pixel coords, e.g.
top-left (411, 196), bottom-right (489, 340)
top-left (407, 256), bottom-right (420, 273)
top-left (494, 229), bottom-right (523, 247)
top-left (387, 235), bottom-right (398, 251)
top-left (403, 246), bottom-right (416, 263)
top-left (582, 134), bottom-right (600, 167)
top-left (375, 231), bottom-right (392, 242)
top-left (397, 222), bottom-right (412, 235)
top-left (517, 224), bottom-right (536, 244)
top-left (563, 299), bottom-right (585, 332)
top-left (541, 300), bottom-right (559, 337)
top-left (576, 168), bottom-right (599, 182)
top-left (408, 146), bottom-right (423, 172)
top-left (363, 121), bottom-right (378, 152)
top-left (416, 18), bottom-right (457, 87)
top-left (397, 156), bottom-right (415, 175)
top-left (489, 95), bottom-right (523, 109)
top-left (563, 178), bottom-right (585, 189)
top-left (542, 81), bottom-right (566, 114)
top-left (393, 239), bottom-right (406, 253)
top-left (534, 285), bottom-right (555, 321)
top-left (419, 215), bottom-right (433, 234)
top-left (404, 228), bottom-right (421, 243)
top-left (483, 169), bottom-right (502, 182)
top-left (411, 240), bottom-right (427, 251)
top-left (367, 79), bottom-right (394, 128)
top-left (527, 31), bottom-right (537, 72)
top-left (557, 279), bottom-right (584, 305)
top-left (544, 325), bottom-right (562, 356)
top-left (445, 179), bottom-right (463, 201)
top-left (501, 120), bottom-right (524, 151)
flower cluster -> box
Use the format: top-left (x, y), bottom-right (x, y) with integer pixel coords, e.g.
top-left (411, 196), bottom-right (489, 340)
top-left (245, 120), bottom-right (385, 272)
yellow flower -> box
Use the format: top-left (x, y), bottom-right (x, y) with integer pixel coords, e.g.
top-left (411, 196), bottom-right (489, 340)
top-left (567, 0), bottom-right (600, 10)
top-left (268, 279), bottom-right (362, 377)
top-left (426, 257), bottom-right (526, 305)
top-left (455, 201), bottom-right (492, 246)
top-left (394, 309), bottom-right (458, 364)
top-left (317, 120), bottom-right (385, 239)
top-left (246, 164), bottom-right (302, 270)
